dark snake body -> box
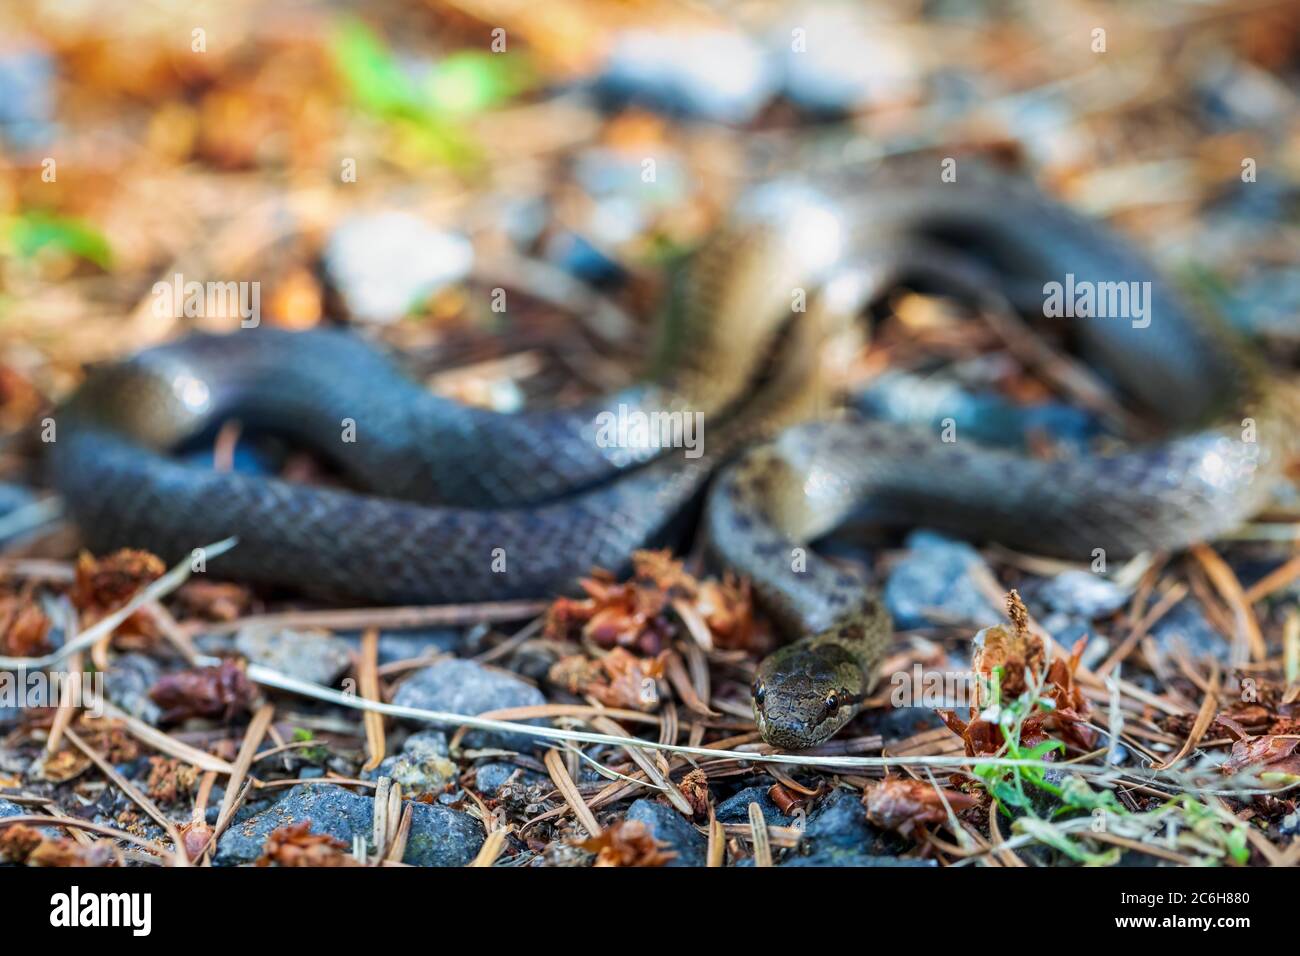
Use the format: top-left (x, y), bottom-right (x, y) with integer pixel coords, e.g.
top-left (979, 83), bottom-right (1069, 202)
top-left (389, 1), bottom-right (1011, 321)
top-left (49, 163), bottom-right (1297, 748)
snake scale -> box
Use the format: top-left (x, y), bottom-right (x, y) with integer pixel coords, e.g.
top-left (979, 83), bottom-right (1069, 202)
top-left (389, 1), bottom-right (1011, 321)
top-left (48, 161), bottom-right (1298, 749)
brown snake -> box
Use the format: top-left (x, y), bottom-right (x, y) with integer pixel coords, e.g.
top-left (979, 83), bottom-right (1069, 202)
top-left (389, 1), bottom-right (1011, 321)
top-left (49, 161), bottom-right (1298, 749)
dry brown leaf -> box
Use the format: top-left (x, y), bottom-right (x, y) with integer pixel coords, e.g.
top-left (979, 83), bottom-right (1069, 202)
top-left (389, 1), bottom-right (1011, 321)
top-left (255, 821), bottom-right (360, 867)
top-left (145, 756), bottom-right (199, 804)
top-left (0, 823), bottom-right (120, 866)
top-left (547, 647), bottom-right (666, 711)
top-left (579, 819), bottom-right (676, 867)
top-left (544, 550), bottom-right (759, 654)
top-left (678, 768), bottom-right (710, 818)
top-left (174, 580), bottom-right (254, 622)
top-left (73, 548), bottom-right (166, 639)
top-left (0, 592), bottom-right (51, 657)
top-left (865, 776), bottom-right (980, 836)
top-left (148, 658), bottom-right (257, 724)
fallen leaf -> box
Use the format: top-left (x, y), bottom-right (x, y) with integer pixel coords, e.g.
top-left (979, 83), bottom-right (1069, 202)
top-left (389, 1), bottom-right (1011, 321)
top-left (0, 824), bottom-right (120, 866)
top-left (578, 819), bottom-right (676, 867)
top-left (0, 592), bottom-right (51, 657)
top-left (149, 659), bottom-right (258, 724)
top-left (865, 776), bottom-right (980, 836)
top-left (73, 548), bottom-right (165, 639)
top-left (255, 821), bottom-right (360, 867)
top-left (547, 647), bottom-right (666, 711)
top-left (545, 550), bottom-right (760, 653)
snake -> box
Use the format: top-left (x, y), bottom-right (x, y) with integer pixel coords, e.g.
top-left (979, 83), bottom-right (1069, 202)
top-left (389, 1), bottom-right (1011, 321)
top-left (47, 160), bottom-right (1298, 750)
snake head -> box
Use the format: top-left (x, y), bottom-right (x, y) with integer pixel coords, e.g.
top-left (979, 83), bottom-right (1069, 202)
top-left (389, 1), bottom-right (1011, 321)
top-left (752, 641), bottom-right (864, 750)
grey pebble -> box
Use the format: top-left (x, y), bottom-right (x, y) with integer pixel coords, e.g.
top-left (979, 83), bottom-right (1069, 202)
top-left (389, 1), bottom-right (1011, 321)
top-left (885, 530), bottom-right (1002, 630)
top-left (234, 628), bottom-right (353, 686)
top-left (214, 784), bottom-right (483, 866)
top-left (714, 786), bottom-right (792, 826)
top-left (323, 212), bottom-right (473, 324)
top-left (103, 652), bottom-right (162, 724)
top-left (625, 799), bottom-right (706, 867)
top-left (391, 658), bottom-right (546, 752)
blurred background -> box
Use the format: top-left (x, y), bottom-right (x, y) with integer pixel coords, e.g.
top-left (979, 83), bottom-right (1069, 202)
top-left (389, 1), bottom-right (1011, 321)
top-left (0, 0), bottom-right (1297, 513)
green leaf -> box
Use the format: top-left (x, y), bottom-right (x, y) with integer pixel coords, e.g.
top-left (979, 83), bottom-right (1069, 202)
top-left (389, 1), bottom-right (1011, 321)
top-left (1015, 817), bottom-right (1121, 866)
top-left (328, 18), bottom-right (487, 172)
top-left (3, 211), bottom-right (112, 268)
top-left (424, 51), bottom-right (534, 115)
top-left (329, 18), bottom-right (423, 119)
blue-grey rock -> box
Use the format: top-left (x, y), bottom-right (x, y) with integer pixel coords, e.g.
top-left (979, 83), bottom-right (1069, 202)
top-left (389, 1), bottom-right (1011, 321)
top-left (854, 370), bottom-right (1102, 453)
top-left (715, 786), bottom-right (792, 826)
top-left (323, 212), bottom-right (473, 324)
top-left (774, 7), bottom-right (918, 114)
top-left (0, 482), bottom-right (37, 522)
top-left (1218, 267), bottom-right (1300, 342)
top-left (625, 799), bottom-right (705, 867)
top-left (776, 789), bottom-right (906, 865)
top-left (1149, 598), bottom-right (1230, 664)
top-left (595, 29), bottom-right (776, 124)
top-left (545, 231), bottom-right (626, 287)
top-left (364, 730), bottom-right (456, 794)
top-left (214, 784), bottom-right (483, 866)
top-left (337, 628), bottom-right (463, 665)
top-left (0, 45), bottom-right (55, 150)
top-left (1, 797), bottom-right (64, 839)
top-left (1033, 570), bottom-right (1132, 619)
top-left (104, 652), bottom-right (162, 723)
top-left (885, 530), bottom-right (1002, 630)
top-left (391, 658), bottom-right (546, 751)
top-left (234, 627), bottom-right (352, 686)
top-left (801, 788), bottom-right (877, 850)
top-left (474, 761), bottom-right (546, 794)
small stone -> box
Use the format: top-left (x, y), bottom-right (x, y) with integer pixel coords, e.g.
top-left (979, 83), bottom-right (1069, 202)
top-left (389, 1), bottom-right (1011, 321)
top-left (714, 786), bottom-right (792, 826)
top-left (855, 370), bottom-right (1101, 453)
top-left (339, 628), bottom-right (463, 665)
top-left (624, 799), bottom-right (706, 867)
top-left (884, 530), bottom-right (1002, 630)
top-left (322, 212), bottom-right (473, 324)
top-left (214, 784), bottom-right (483, 866)
top-left (1, 797), bottom-right (63, 839)
top-left (1034, 570), bottom-right (1131, 619)
top-left (233, 627), bottom-right (353, 686)
top-left (474, 761), bottom-right (547, 794)
top-left (390, 658), bottom-right (546, 751)
top-left (0, 44), bottom-right (56, 150)
top-left (1149, 598), bottom-right (1231, 664)
top-left (776, 789), bottom-right (909, 866)
top-left (104, 653), bottom-right (162, 724)
top-left (800, 788), bottom-right (877, 850)
top-left (595, 29), bottom-right (776, 124)
top-left (774, 7), bottom-right (919, 114)
top-left (365, 730), bottom-right (457, 795)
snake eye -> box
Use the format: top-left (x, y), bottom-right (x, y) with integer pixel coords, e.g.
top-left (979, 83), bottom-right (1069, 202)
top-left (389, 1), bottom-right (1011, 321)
top-left (824, 692), bottom-right (840, 714)
top-left (753, 682), bottom-right (766, 708)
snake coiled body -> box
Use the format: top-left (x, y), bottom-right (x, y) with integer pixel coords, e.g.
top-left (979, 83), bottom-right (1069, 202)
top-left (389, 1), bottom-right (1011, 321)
top-left (48, 162), bottom-right (1297, 749)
